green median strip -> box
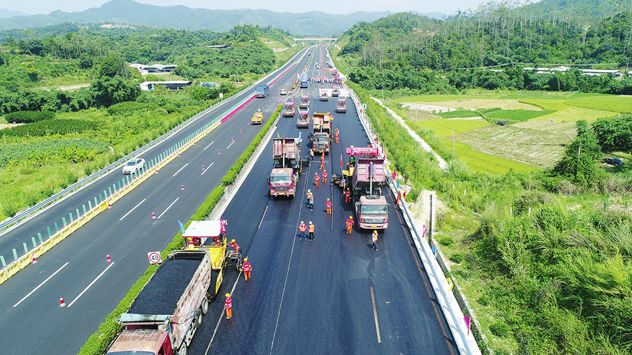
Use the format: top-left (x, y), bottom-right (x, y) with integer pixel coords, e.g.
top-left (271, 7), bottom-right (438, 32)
top-left (79, 105), bottom-right (282, 355)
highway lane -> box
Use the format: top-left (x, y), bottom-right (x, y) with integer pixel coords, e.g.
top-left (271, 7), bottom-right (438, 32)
top-left (0, 47), bottom-right (316, 355)
top-left (189, 46), bottom-right (456, 354)
top-left (0, 46), bottom-right (309, 265)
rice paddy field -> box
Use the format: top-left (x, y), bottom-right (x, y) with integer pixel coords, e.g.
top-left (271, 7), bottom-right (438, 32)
top-left (385, 90), bottom-right (632, 173)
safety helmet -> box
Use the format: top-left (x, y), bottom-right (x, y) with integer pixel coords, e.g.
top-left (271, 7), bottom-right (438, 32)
top-left (326, 198), bottom-right (330, 201)
top-left (309, 221), bottom-right (313, 224)
top-left (231, 239), bottom-right (235, 243)
top-left (244, 257), bottom-right (248, 261)
top-left (225, 293), bottom-right (230, 297)
top-left (307, 189), bottom-right (311, 192)
top-left (349, 216), bottom-right (353, 220)
top-left (300, 221), bottom-right (304, 224)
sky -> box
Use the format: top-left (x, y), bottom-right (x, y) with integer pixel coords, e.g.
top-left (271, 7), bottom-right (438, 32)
top-left (0, 0), bottom-right (498, 15)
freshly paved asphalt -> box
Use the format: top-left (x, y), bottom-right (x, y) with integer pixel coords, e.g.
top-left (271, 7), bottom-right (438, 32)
top-left (0, 47), bottom-right (314, 355)
top-left (189, 47), bottom-right (457, 355)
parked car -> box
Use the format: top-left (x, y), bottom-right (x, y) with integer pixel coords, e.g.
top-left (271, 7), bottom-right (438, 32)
top-left (122, 158), bottom-right (146, 174)
top-left (603, 157), bottom-right (623, 166)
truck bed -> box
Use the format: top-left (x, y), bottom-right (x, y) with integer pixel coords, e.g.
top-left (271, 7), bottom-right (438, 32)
top-left (129, 256), bottom-right (202, 315)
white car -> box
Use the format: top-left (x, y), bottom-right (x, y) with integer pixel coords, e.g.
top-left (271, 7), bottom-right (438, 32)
top-left (122, 158), bottom-right (146, 174)
top-left (280, 89), bottom-right (288, 95)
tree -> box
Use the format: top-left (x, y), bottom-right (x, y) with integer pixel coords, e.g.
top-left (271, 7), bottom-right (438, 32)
top-left (91, 76), bottom-right (140, 107)
top-left (592, 115), bottom-right (632, 153)
top-left (553, 120), bottom-right (604, 187)
top-left (97, 54), bottom-right (127, 78)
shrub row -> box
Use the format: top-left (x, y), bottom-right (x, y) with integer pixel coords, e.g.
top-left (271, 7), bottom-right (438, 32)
top-left (0, 119), bottom-right (98, 137)
top-left (5, 110), bottom-right (55, 123)
top-left (78, 105), bottom-right (281, 355)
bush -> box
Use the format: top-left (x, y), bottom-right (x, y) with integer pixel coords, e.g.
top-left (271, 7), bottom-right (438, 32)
top-left (436, 235), bottom-right (454, 246)
top-left (489, 322), bottom-right (511, 337)
top-left (449, 253), bottom-right (465, 264)
top-left (0, 119), bottom-right (98, 137)
top-left (5, 111), bottom-right (55, 123)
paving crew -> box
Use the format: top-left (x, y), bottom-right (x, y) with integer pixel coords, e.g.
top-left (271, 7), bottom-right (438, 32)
top-left (314, 172), bottom-right (320, 188)
top-left (308, 221), bottom-right (315, 240)
top-left (325, 198), bottom-right (332, 215)
top-left (322, 169), bottom-right (328, 184)
top-left (229, 239), bottom-right (240, 255)
top-left (224, 293), bottom-right (233, 319)
top-left (346, 216), bottom-right (354, 235)
top-left (298, 221), bottom-right (307, 239)
top-left (344, 188), bottom-right (351, 204)
top-left (371, 230), bottom-right (379, 252)
top-left (306, 189), bottom-right (314, 210)
top-left (242, 257), bottom-right (252, 281)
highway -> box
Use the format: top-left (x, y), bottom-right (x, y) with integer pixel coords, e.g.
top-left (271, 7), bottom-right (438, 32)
top-left (0, 46), bottom-right (314, 355)
top-left (188, 47), bottom-right (457, 354)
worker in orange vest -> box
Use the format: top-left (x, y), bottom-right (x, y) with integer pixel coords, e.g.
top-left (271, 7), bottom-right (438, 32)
top-left (335, 128), bottom-right (340, 144)
top-left (298, 221), bottom-right (307, 239)
top-left (229, 239), bottom-right (240, 254)
top-left (224, 293), bottom-right (233, 319)
top-left (320, 153), bottom-right (325, 170)
top-left (344, 188), bottom-right (351, 204)
top-left (242, 257), bottom-right (252, 281)
top-left (308, 221), bottom-right (315, 240)
top-left (314, 172), bottom-right (320, 188)
top-left (346, 216), bottom-right (354, 234)
top-left (395, 190), bottom-right (402, 206)
top-left (325, 198), bottom-right (332, 215)
top-left (322, 169), bottom-right (328, 184)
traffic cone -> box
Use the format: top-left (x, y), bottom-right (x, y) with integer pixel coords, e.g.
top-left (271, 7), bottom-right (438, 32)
top-left (180, 184), bottom-right (185, 191)
top-left (152, 212), bottom-right (156, 220)
top-left (59, 297), bottom-right (66, 307)
top-left (32, 257), bottom-right (37, 264)
top-left (106, 254), bottom-right (111, 264)
top-left (201, 164), bottom-right (205, 173)
top-left (107, 202), bottom-right (112, 209)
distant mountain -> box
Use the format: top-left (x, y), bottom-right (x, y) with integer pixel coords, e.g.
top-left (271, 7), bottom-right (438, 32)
top-left (516, 0), bottom-right (631, 23)
top-left (0, 9), bottom-right (27, 19)
top-left (0, 0), bottom-right (388, 36)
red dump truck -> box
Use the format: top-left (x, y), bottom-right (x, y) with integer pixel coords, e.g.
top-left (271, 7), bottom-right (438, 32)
top-left (345, 146), bottom-right (389, 230)
top-left (107, 250), bottom-right (212, 355)
top-left (283, 97), bottom-right (296, 117)
top-left (311, 112), bottom-right (332, 154)
top-left (269, 137), bottom-right (302, 198)
top-left (336, 98), bottom-right (347, 113)
top-left (299, 92), bottom-right (310, 109)
top-left (297, 109), bottom-right (310, 128)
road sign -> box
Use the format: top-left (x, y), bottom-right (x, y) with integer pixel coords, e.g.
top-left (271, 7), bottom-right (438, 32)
top-left (147, 251), bottom-right (162, 264)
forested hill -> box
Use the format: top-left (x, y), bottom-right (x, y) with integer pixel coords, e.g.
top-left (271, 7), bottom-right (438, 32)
top-left (515, 0), bottom-right (631, 23)
top-left (0, 0), bottom-right (388, 36)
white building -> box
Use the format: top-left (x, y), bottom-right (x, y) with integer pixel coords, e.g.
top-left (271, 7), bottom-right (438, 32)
top-left (140, 81), bottom-right (192, 91)
top-left (130, 64), bottom-right (178, 75)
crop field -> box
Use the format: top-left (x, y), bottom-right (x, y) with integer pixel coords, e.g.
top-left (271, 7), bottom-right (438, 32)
top-left (387, 90), bottom-right (632, 171)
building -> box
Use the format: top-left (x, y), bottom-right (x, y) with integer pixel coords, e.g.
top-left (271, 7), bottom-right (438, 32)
top-left (130, 64), bottom-right (178, 75)
top-left (140, 81), bottom-right (192, 91)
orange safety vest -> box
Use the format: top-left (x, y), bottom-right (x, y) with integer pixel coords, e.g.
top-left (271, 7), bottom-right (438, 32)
top-left (323, 170), bottom-right (328, 177)
top-left (325, 200), bottom-right (332, 208)
top-left (224, 297), bottom-right (232, 309)
top-left (308, 224), bottom-right (315, 233)
top-left (299, 223), bottom-right (307, 232)
top-left (346, 219), bottom-right (353, 227)
top-left (315, 175), bottom-right (320, 181)
top-left (243, 261), bottom-right (252, 272)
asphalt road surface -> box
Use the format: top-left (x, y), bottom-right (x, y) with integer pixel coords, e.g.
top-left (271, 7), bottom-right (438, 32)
top-left (0, 46), bottom-right (315, 355)
top-left (188, 47), bottom-right (457, 355)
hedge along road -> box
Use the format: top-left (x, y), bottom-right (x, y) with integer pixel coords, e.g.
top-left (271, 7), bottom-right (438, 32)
top-left (188, 46), bottom-right (457, 355)
top-left (0, 45), bottom-right (308, 271)
top-left (0, 47), bottom-right (313, 355)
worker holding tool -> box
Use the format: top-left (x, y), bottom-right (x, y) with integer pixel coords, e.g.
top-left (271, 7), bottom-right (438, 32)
top-left (335, 128), bottom-right (340, 144)
top-left (314, 172), bottom-right (320, 188)
top-left (320, 153), bottom-right (325, 170)
top-left (325, 198), bottom-right (332, 215)
top-left (346, 216), bottom-right (354, 235)
top-left (298, 221), bottom-right (307, 239)
top-left (224, 293), bottom-right (233, 319)
top-left (308, 221), bottom-right (315, 240)
top-left (322, 169), bottom-right (328, 184)
top-left (229, 239), bottom-right (240, 254)
top-left (242, 257), bottom-right (252, 281)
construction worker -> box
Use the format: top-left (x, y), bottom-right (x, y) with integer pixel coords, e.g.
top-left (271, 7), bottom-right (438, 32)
top-left (229, 239), bottom-right (240, 255)
top-left (320, 153), bottom-right (325, 170)
top-left (322, 169), bottom-right (328, 184)
top-left (335, 128), bottom-right (340, 144)
top-left (325, 198), bottom-right (332, 215)
top-left (306, 189), bottom-right (314, 210)
top-left (309, 148), bottom-right (314, 161)
top-left (224, 293), bottom-right (233, 319)
top-left (344, 188), bottom-right (351, 204)
top-left (346, 216), bottom-right (354, 234)
top-left (308, 221), bottom-right (315, 240)
top-left (371, 230), bottom-right (379, 252)
top-left (298, 221), bottom-right (307, 239)
top-left (242, 257), bottom-right (252, 281)
top-left (395, 190), bottom-right (402, 206)
top-left (314, 172), bottom-right (320, 188)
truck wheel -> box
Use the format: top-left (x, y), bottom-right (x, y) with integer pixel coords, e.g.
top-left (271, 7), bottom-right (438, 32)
top-left (202, 297), bottom-right (209, 315)
top-left (196, 309), bottom-right (203, 327)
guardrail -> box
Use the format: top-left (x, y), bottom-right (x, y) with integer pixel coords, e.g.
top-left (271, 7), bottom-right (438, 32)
top-left (329, 48), bottom-right (481, 354)
top-left (0, 48), bottom-right (310, 283)
top-left (0, 47), bottom-right (308, 236)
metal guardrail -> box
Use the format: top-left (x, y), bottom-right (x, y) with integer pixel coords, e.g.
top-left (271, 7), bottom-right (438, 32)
top-left (329, 48), bottom-right (481, 355)
top-left (0, 47), bottom-right (308, 236)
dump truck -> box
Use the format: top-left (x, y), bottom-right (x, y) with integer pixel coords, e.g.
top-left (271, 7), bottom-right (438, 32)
top-left (332, 87), bottom-right (340, 97)
top-left (107, 250), bottom-right (212, 355)
top-left (299, 92), bottom-right (310, 109)
top-left (311, 112), bottom-right (332, 154)
top-left (319, 88), bottom-right (328, 101)
top-left (283, 97), bottom-right (296, 117)
top-left (336, 98), bottom-right (347, 113)
top-left (344, 146), bottom-right (389, 230)
top-left (297, 109), bottom-right (310, 128)
top-left (269, 137), bottom-right (302, 198)
top-left (251, 110), bottom-right (263, 125)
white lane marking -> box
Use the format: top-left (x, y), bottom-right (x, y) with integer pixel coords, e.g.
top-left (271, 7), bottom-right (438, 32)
top-left (172, 162), bottom-right (189, 177)
top-left (67, 262), bottom-right (115, 308)
top-left (203, 141), bottom-right (215, 151)
top-left (258, 205), bottom-right (269, 230)
top-left (157, 198), bottom-right (179, 219)
top-left (119, 198), bottom-right (147, 221)
top-left (226, 140), bottom-right (235, 150)
top-left (13, 262), bottom-right (70, 307)
top-left (204, 270), bottom-right (242, 355)
top-left (370, 286), bottom-right (382, 343)
top-left (201, 162), bottom-right (214, 176)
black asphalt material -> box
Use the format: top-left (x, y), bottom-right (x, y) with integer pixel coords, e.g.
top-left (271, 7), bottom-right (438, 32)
top-left (129, 256), bottom-right (201, 315)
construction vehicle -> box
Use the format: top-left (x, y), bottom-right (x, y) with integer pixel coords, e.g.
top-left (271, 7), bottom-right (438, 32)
top-left (255, 84), bottom-right (270, 98)
top-left (283, 97), bottom-right (296, 117)
top-left (269, 137), bottom-right (302, 198)
top-left (332, 86), bottom-right (340, 97)
top-left (336, 98), bottom-right (347, 113)
top-left (319, 88), bottom-right (328, 101)
top-left (311, 112), bottom-right (332, 154)
top-left (299, 92), bottom-right (310, 109)
top-left (343, 146), bottom-right (389, 230)
top-left (107, 250), bottom-right (212, 355)
top-left (297, 109), bottom-right (310, 128)
top-left (251, 110), bottom-right (263, 125)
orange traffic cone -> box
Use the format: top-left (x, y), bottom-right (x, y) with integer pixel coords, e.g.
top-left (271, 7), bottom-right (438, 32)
top-left (32, 257), bottom-right (38, 264)
top-left (59, 297), bottom-right (66, 307)
top-left (106, 254), bottom-right (111, 263)
top-left (152, 212), bottom-right (156, 220)
top-left (107, 202), bottom-right (112, 209)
